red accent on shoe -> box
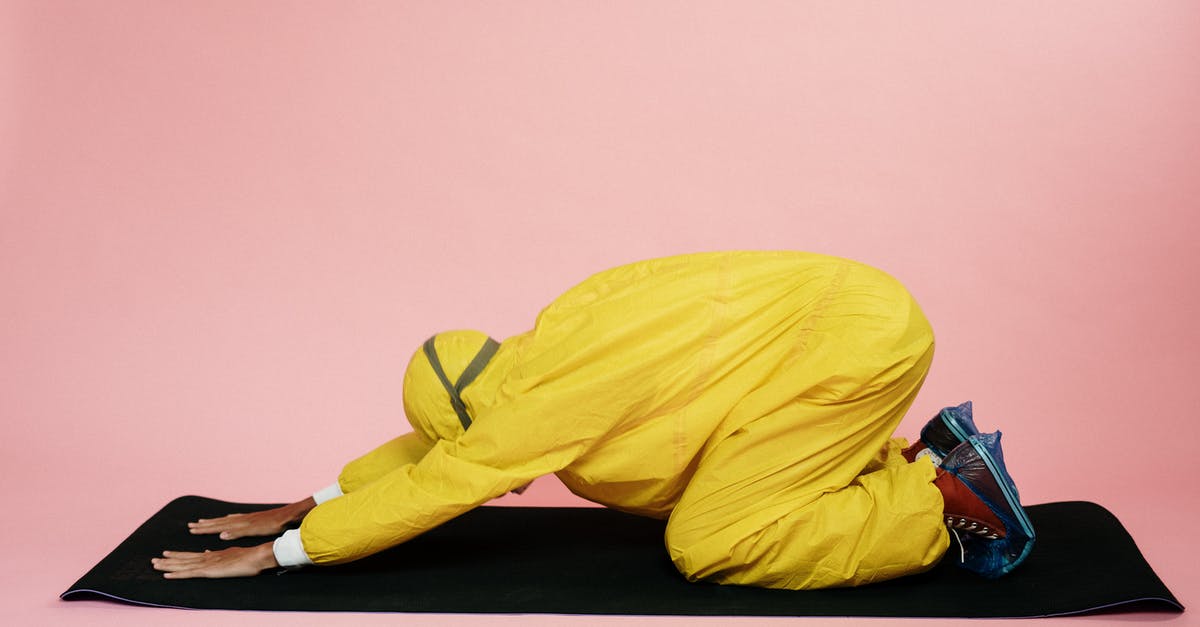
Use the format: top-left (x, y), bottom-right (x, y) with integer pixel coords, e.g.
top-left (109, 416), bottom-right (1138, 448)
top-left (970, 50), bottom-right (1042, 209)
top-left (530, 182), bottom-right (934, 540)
top-left (934, 470), bottom-right (1008, 539)
top-left (902, 441), bottom-right (927, 463)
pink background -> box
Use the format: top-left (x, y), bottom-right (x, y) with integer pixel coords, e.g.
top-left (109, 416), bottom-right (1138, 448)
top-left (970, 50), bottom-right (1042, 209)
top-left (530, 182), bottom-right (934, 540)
top-left (3, 1), bottom-right (1197, 625)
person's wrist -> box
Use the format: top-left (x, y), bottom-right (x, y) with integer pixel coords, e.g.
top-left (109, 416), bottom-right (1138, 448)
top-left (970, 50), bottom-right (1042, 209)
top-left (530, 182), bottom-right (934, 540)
top-left (256, 542), bottom-right (280, 570)
top-left (281, 497), bottom-right (316, 524)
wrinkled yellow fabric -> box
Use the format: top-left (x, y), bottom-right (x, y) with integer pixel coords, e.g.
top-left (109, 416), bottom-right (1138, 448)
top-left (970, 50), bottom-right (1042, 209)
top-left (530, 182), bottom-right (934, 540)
top-left (301, 251), bottom-right (948, 589)
top-left (336, 433), bottom-right (433, 494)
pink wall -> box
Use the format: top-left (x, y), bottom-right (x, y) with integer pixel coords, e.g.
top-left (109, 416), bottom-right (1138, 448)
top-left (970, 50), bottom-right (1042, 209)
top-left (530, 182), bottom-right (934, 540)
top-left (3, 2), bottom-right (1197, 625)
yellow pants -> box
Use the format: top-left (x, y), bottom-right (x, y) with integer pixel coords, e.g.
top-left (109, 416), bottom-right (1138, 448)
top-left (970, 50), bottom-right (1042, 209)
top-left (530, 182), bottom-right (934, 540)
top-left (665, 274), bottom-right (947, 589)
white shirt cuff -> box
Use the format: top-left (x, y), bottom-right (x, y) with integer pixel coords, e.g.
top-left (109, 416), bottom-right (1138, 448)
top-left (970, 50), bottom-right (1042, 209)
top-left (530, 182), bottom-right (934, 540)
top-left (273, 529), bottom-right (313, 568)
top-left (313, 482), bottom-right (344, 504)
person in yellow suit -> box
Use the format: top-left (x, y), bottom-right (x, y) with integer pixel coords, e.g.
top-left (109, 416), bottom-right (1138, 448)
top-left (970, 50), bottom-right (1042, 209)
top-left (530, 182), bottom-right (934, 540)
top-left (154, 251), bottom-right (1034, 588)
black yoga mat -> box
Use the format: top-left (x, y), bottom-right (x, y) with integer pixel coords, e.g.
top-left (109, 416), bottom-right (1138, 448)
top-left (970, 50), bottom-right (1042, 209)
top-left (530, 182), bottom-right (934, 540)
top-left (62, 497), bottom-right (1183, 618)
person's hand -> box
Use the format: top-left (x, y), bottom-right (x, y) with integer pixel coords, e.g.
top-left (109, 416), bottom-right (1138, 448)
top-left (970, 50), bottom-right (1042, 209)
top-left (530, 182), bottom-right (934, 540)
top-left (152, 543), bottom-right (278, 579)
top-left (188, 497), bottom-right (316, 540)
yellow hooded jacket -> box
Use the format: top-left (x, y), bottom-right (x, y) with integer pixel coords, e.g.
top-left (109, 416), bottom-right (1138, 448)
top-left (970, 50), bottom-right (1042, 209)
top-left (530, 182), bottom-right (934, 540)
top-left (299, 251), bottom-right (944, 587)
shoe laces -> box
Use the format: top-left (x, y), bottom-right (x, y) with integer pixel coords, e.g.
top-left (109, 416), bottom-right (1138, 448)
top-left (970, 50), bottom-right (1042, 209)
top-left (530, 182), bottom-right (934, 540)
top-left (950, 527), bottom-right (967, 564)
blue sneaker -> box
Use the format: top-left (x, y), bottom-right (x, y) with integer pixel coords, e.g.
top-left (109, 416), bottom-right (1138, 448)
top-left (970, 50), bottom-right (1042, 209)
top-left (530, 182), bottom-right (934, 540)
top-left (904, 401), bottom-right (981, 464)
top-left (938, 432), bottom-right (1036, 578)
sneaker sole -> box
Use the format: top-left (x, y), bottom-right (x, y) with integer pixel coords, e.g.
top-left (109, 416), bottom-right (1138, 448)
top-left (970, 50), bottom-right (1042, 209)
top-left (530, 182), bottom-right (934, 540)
top-left (964, 434), bottom-right (1036, 574)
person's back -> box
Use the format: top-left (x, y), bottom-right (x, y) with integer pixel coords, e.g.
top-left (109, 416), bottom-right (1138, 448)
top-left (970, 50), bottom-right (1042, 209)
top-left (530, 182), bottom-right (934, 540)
top-left (456, 250), bottom-right (921, 519)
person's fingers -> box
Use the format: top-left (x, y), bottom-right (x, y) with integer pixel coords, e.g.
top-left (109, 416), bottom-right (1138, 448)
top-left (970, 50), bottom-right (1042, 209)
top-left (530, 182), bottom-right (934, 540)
top-left (160, 550), bottom-right (210, 558)
top-left (193, 521), bottom-right (247, 539)
top-left (154, 549), bottom-right (223, 570)
top-left (163, 567), bottom-right (216, 579)
top-left (187, 514), bottom-right (238, 528)
top-left (217, 520), bottom-right (258, 540)
top-left (192, 513), bottom-right (243, 525)
top-left (190, 517), bottom-right (252, 538)
top-left (152, 557), bottom-right (205, 572)
top-left (196, 513), bottom-right (244, 521)
top-left (153, 560), bottom-right (214, 577)
top-left (190, 514), bottom-right (242, 527)
top-left (153, 550), bottom-right (211, 567)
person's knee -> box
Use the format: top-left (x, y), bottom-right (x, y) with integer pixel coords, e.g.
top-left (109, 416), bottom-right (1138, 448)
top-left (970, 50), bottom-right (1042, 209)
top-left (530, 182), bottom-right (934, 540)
top-left (665, 513), bottom-right (758, 584)
top-left (663, 517), bottom-right (714, 582)
top-left (667, 516), bottom-right (827, 589)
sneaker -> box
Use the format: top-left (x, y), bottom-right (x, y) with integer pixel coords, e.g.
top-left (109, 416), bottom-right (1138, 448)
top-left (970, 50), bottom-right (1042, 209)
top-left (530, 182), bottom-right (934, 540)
top-left (903, 401), bottom-right (980, 464)
top-left (938, 432), bottom-right (1036, 579)
top-left (935, 469), bottom-right (1006, 540)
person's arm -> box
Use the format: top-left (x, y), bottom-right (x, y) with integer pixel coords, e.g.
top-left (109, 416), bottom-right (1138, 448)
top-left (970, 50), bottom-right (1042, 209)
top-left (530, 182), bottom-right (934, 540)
top-left (164, 319), bottom-right (625, 574)
top-left (158, 433), bottom-right (436, 578)
top-left (337, 432), bottom-right (434, 493)
top-left (297, 436), bottom-right (553, 565)
top-left (151, 434), bottom-right (534, 578)
top-left (298, 391), bottom-right (604, 566)
top-left (184, 433), bottom-right (434, 541)
top-left (155, 499), bottom-right (316, 577)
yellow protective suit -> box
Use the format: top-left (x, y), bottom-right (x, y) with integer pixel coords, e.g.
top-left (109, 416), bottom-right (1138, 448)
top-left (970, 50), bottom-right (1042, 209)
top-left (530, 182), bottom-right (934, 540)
top-left (299, 251), bottom-right (949, 589)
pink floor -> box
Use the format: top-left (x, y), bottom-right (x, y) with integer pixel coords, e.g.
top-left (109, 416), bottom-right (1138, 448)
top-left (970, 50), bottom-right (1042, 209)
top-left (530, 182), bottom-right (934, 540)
top-left (3, 1), bottom-right (1198, 625)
